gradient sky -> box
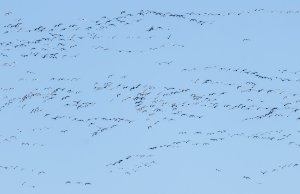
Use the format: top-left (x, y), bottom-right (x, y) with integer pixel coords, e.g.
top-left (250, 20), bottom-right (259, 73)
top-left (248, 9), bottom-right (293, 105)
top-left (1, 1), bottom-right (300, 194)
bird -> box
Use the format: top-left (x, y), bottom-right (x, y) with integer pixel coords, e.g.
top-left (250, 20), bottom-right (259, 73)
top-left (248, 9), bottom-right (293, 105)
top-left (243, 176), bottom-right (251, 180)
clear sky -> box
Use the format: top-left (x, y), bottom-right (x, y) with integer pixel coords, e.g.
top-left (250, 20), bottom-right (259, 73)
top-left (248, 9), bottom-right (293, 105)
top-left (1, 1), bottom-right (300, 194)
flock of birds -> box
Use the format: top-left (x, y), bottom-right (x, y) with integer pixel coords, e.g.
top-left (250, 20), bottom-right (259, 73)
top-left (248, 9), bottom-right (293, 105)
top-left (1, 7), bottom-right (300, 194)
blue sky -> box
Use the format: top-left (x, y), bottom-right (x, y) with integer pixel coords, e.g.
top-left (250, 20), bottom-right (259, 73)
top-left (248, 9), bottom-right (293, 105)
top-left (1, 1), bottom-right (300, 194)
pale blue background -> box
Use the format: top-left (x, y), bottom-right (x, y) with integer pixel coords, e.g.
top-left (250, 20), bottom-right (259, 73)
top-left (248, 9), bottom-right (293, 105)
top-left (1, 1), bottom-right (300, 194)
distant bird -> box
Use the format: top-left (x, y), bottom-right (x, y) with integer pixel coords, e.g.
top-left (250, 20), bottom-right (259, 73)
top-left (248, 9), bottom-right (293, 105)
top-left (260, 171), bottom-right (267, 175)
